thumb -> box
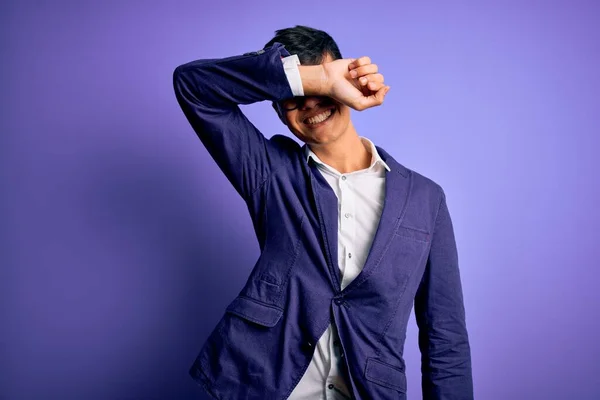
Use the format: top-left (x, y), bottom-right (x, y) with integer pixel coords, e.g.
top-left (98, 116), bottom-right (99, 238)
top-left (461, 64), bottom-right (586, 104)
top-left (360, 85), bottom-right (390, 109)
top-left (375, 85), bottom-right (391, 103)
top-left (355, 85), bottom-right (390, 110)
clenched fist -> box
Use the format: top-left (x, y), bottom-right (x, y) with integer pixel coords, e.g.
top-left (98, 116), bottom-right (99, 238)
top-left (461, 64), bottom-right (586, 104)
top-left (322, 56), bottom-right (390, 111)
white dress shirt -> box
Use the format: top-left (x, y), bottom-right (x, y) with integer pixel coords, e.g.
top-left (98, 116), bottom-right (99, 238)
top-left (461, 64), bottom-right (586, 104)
top-left (281, 55), bottom-right (391, 399)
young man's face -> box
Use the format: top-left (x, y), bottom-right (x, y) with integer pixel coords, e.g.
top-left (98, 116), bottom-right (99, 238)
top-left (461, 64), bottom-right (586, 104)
top-left (279, 54), bottom-right (351, 146)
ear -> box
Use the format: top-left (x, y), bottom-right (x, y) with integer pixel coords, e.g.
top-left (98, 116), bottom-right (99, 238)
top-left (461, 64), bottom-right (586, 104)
top-left (272, 102), bottom-right (288, 126)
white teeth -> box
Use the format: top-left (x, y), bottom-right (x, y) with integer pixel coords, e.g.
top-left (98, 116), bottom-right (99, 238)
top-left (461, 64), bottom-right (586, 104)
top-left (306, 109), bottom-right (332, 125)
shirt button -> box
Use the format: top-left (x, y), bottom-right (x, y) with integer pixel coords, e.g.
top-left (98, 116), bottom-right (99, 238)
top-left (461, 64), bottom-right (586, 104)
top-left (341, 176), bottom-right (347, 180)
top-left (328, 384), bottom-right (334, 389)
top-left (344, 213), bottom-right (351, 218)
top-left (348, 253), bottom-right (352, 259)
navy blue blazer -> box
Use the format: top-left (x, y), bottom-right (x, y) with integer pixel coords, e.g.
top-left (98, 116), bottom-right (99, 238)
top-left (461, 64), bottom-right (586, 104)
top-left (173, 43), bottom-right (473, 400)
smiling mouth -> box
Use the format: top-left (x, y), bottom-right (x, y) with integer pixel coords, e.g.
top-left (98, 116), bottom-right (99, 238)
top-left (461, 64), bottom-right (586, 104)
top-left (304, 108), bottom-right (335, 126)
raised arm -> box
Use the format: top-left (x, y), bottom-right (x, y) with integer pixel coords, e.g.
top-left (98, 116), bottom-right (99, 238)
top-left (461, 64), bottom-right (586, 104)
top-left (173, 44), bottom-right (389, 199)
top-left (414, 190), bottom-right (474, 399)
top-left (172, 43), bottom-right (295, 200)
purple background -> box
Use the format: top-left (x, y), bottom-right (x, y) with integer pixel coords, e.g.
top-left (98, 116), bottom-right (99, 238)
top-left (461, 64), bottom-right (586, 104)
top-left (3, 1), bottom-right (599, 399)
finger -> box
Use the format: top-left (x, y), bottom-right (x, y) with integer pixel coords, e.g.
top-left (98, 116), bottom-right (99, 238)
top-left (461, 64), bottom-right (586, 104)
top-left (349, 64), bottom-right (378, 78)
top-left (357, 78), bottom-right (370, 97)
top-left (365, 80), bottom-right (386, 92)
top-left (353, 72), bottom-right (383, 96)
top-left (358, 73), bottom-right (384, 86)
top-left (348, 56), bottom-right (371, 70)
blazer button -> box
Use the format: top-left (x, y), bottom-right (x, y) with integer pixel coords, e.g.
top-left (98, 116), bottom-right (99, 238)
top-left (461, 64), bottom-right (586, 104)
top-left (334, 298), bottom-right (344, 305)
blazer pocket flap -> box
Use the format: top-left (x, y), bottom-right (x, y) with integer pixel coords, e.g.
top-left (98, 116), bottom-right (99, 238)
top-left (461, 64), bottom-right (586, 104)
top-left (364, 358), bottom-right (407, 393)
top-left (225, 296), bottom-right (283, 328)
top-left (395, 225), bottom-right (430, 242)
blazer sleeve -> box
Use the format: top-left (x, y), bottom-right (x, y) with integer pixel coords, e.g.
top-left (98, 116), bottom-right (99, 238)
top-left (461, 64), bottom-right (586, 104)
top-left (172, 43), bottom-right (294, 200)
top-left (414, 189), bottom-right (474, 400)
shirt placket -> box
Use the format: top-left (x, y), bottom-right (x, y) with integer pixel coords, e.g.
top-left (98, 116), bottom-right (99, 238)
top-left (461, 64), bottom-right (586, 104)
top-left (324, 173), bottom-right (354, 400)
top-left (339, 174), bottom-right (357, 291)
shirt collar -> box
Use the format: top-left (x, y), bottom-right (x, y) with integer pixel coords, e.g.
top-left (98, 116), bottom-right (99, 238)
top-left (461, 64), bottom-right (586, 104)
top-left (304, 136), bottom-right (391, 172)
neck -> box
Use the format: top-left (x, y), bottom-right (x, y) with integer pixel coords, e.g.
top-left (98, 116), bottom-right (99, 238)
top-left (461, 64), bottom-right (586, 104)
top-left (308, 122), bottom-right (372, 173)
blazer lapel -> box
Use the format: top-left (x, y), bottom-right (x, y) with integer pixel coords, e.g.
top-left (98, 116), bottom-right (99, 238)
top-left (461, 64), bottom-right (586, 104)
top-left (343, 146), bottom-right (411, 292)
top-left (307, 158), bottom-right (342, 290)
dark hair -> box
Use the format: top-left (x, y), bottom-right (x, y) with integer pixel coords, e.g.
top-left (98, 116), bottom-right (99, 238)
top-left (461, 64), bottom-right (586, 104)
top-left (264, 25), bottom-right (342, 65)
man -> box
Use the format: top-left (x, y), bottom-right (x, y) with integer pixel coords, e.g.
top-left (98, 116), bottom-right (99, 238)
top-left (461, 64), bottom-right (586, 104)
top-left (174, 25), bottom-right (473, 400)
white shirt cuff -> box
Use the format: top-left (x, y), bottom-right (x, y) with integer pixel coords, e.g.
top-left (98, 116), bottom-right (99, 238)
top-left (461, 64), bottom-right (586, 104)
top-left (282, 54), bottom-right (304, 97)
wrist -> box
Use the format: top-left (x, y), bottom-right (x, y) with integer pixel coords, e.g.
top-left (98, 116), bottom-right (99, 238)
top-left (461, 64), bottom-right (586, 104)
top-left (298, 64), bottom-right (329, 96)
